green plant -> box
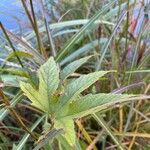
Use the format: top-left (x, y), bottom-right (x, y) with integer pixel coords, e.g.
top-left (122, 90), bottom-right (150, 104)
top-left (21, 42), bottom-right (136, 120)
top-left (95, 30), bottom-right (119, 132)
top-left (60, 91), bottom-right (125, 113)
top-left (20, 57), bottom-right (139, 149)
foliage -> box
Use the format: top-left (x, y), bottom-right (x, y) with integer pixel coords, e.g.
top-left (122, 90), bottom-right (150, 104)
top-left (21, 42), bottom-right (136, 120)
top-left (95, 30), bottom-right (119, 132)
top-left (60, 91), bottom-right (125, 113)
top-left (20, 56), bottom-right (135, 147)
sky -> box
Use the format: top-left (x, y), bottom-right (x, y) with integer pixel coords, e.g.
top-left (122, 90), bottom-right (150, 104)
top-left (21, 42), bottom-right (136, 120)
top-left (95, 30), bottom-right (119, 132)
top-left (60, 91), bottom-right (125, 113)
top-left (0, 0), bottom-right (25, 29)
top-left (0, 0), bottom-right (149, 31)
top-left (0, 0), bottom-right (48, 30)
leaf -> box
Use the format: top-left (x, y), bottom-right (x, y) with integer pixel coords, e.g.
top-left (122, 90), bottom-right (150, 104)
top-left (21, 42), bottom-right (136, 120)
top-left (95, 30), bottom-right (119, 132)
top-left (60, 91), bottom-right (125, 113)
top-left (57, 135), bottom-right (73, 150)
top-left (20, 82), bottom-right (47, 112)
top-left (6, 30), bottom-right (45, 64)
top-left (61, 56), bottom-right (93, 80)
top-left (38, 57), bottom-right (59, 113)
top-left (33, 128), bottom-right (63, 150)
top-left (62, 93), bottom-right (135, 118)
top-left (26, 19), bottom-right (114, 40)
top-left (55, 0), bottom-right (118, 62)
top-left (126, 70), bottom-right (150, 73)
top-left (54, 118), bottom-right (76, 147)
top-left (20, 57), bottom-right (60, 113)
top-left (112, 82), bottom-right (144, 94)
top-left (56, 71), bottom-right (110, 117)
top-left (60, 38), bottom-right (107, 66)
top-left (0, 68), bottom-right (29, 78)
top-left (0, 91), bottom-right (23, 121)
top-left (96, 11), bottom-right (127, 70)
top-left (0, 132), bottom-right (10, 150)
top-left (1, 75), bottom-right (24, 87)
top-left (6, 51), bottom-right (33, 61)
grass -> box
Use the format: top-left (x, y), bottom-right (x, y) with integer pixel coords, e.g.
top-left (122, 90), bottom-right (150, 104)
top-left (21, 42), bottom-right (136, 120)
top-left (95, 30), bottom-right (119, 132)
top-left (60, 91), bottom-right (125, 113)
top-left (0, 0), bottom-right (150, 149)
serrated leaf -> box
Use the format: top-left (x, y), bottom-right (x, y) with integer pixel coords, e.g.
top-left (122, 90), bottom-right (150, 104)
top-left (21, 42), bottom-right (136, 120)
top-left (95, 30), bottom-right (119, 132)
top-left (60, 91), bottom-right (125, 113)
top-left (20, 57), bottom-right (59, 113)
top-left (62, 93), bottom-right (135, 118)
top-left (20, 82), bottom-right (48, 111)
top-left (38, 57), bottom-right (59, 113)
top-left (56, 71), bottom-right (111, 116)
top-left (54, 118), bottom-right (76, 147)
top-left (61, 56), bottom-right (93, 80)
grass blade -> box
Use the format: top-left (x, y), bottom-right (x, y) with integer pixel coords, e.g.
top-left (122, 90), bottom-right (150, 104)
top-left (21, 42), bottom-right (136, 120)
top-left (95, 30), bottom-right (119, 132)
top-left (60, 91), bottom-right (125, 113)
top-left (13, 115), bottom-right (45, 150)
top-left (55, 0), bottom-right (118, 62)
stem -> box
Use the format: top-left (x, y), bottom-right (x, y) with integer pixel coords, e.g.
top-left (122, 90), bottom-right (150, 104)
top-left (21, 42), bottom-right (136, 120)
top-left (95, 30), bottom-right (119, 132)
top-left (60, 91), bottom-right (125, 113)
top-left (29, 0), bottom-right (45, 56)
top-left (40, 0), bottom-right (57, 58)
top-left (0, 22), bottom-right (24, 68)
top-left (92, 114), bottom-right (125, 150)
top-left (0, 89), bottom-right (37, 140)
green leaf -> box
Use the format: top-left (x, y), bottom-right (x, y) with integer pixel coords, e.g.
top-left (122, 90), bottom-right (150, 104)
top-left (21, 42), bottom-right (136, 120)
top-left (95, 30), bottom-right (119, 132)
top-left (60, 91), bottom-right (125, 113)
top-left (20, 57), bottom-right (60, 113)
top-left (20, 82), bottom-right (47, 112)
top-left (38, 57), bottom-right (59, 113)
top-left (6, 51), bottom-right (33, 61)
top-left (0, 133), bottom-right (10, 150)
top-left (0, 68), bottom-right (29, 78)
top-left (57, 135), bottom-right (73, 150)
top-left (56, 71), bottom-right (110, 117)
top-left (55, 0), bottom-right (118, 62)
top-left (61, 56), bottom-right (93, 80)
top-left (60, 38), bottom-right (107, 66)
top-left (0, 91), bottom-right (23, 121)
top-left (63, 93), bottom-right (135, 118)
top-left (126, 70), bottom-right (150, 73)
top-left (54, 118), bottom-right (76, 147)
top-left (6, 29), bottom-right (45, 65)
top-left (1, 75), bottom-right (25, 87)
top-left (26, 19), bottom-right (114, 40)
